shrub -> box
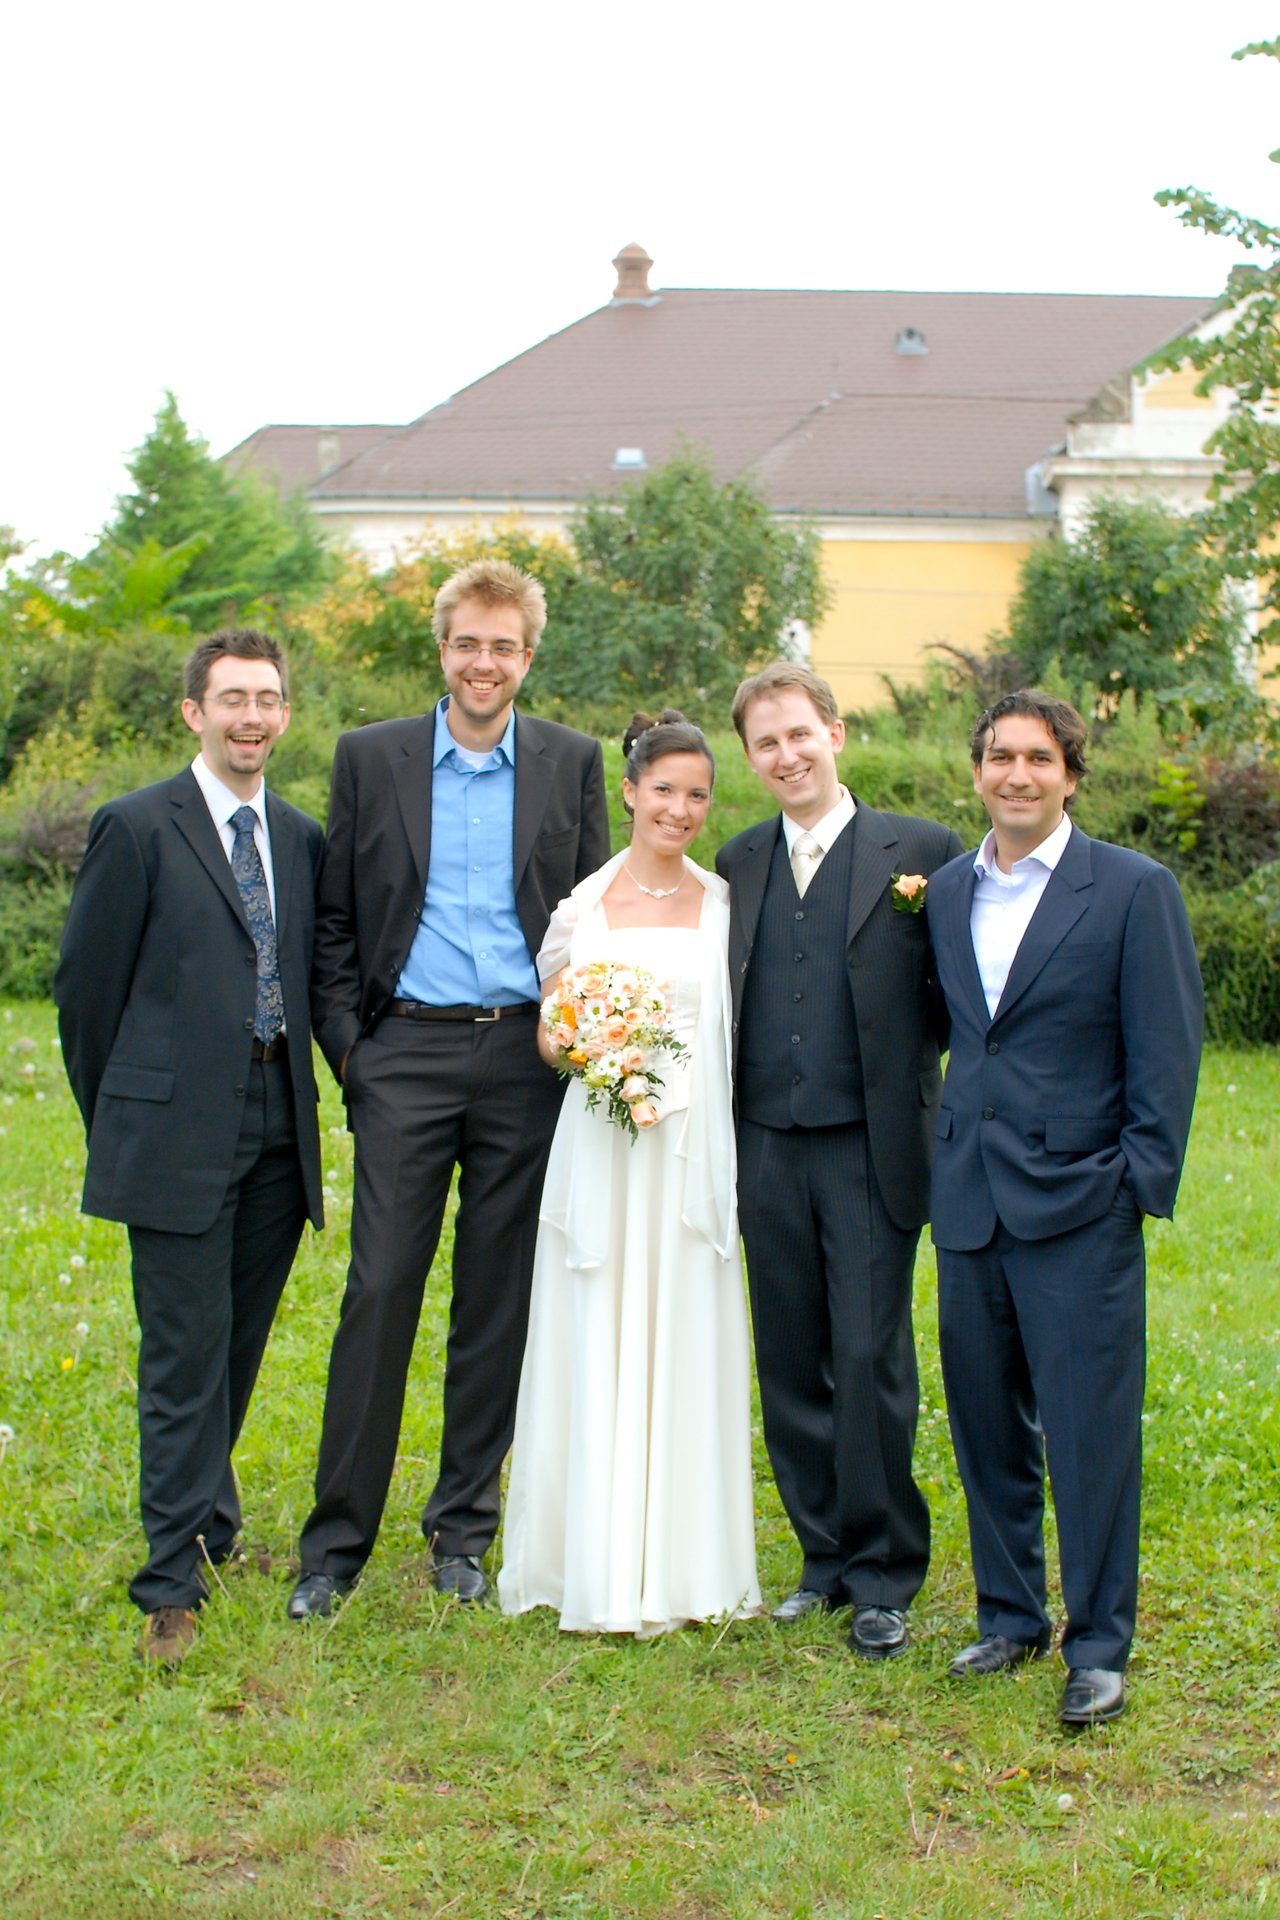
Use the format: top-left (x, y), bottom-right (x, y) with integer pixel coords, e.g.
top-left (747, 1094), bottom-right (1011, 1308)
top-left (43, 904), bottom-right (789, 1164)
top-left (1185, 885), bottom-right (1280, 1047)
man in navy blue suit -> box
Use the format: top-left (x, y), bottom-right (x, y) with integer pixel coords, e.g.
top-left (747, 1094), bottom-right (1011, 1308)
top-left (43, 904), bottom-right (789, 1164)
top-left (926, 691), bottom-right (1202, 1726)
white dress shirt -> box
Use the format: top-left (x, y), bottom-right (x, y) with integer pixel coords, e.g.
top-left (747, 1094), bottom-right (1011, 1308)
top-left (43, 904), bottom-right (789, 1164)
top-left (969, 811), bottom-right (1073, 1019)
top-left (781, 786), bottom-right (856, 860)
top-left (190, 755), bottom-right (279, 921)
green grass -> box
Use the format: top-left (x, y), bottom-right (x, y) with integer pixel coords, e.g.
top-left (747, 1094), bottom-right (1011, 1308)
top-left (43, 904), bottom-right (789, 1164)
top-left (2, 1006), bottom-right (1278, 1918)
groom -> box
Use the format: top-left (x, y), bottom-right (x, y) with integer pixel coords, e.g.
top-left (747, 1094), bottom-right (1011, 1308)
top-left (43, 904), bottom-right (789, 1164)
top-left (718, 662), bottom-right (962, 1659)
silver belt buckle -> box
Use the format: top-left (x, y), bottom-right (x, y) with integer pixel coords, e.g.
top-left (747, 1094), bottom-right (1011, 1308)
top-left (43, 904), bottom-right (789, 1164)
top-left (474, 1007), bottom-right (501, 1022)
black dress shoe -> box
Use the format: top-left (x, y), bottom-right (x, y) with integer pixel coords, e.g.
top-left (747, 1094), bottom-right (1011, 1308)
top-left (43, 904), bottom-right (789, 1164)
top-left (770, 1586), bottom-right (839, 1624)
top-left (1059, 1666), bottom-right (1126, 1726)
top-left (949, 1631), bottom-right (1051, 1677)
top-left (849, 1606), bottom-right (908, 1660)
top-left (432, 1553), bottom-right (489, 1603)
top-left (286, 1571), bottom-right (355, 1620)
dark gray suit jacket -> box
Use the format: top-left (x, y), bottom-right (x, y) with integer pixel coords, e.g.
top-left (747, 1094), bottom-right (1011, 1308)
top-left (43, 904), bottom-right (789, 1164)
top-left (717, 800), bottom-right (963, 1233)
top-left (310, 705), bottom-right (609, 1079)
top-left (926, 824), bottom-right (1203, 1250)
top-left (55, 768), bottom-right (325, 1234)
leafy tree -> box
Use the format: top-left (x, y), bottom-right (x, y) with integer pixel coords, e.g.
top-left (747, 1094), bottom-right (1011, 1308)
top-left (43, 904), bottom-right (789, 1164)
top-left (1150, 37), bottom-right (1280, 622)
top-left (100, 392), bottom-right (330, 622)
top-left (999, 495), bottom-right (1253, 733)
top-left (554, 449), bottom-right (830, 717)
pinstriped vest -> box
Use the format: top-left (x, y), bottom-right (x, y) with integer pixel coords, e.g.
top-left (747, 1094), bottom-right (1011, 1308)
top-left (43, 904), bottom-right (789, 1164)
top-left (737, 821), bottom-right (866, 1129)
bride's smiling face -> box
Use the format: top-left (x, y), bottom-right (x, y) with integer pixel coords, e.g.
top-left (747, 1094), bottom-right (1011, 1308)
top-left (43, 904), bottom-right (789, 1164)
top-left (624, 751), bottom-right (714, 856)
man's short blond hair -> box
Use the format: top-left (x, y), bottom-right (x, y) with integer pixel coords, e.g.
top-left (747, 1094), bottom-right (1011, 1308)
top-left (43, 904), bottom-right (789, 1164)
top-left (432, 559), bottom-right (548, 652)
top-left (731, 661), bottom-right (840, 740)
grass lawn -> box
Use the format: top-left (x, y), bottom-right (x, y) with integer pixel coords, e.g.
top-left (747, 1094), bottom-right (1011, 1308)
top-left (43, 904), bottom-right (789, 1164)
top-left (1, 1003), bottom-right (1277, 1919)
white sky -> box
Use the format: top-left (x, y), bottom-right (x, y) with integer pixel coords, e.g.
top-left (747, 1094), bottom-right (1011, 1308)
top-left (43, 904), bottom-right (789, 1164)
top-left (3, 0), bottom-right (1275, 558)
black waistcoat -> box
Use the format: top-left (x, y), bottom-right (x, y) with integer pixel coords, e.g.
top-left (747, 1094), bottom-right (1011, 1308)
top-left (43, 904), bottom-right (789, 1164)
top-left (737, 820), bottom-right (866, 1130)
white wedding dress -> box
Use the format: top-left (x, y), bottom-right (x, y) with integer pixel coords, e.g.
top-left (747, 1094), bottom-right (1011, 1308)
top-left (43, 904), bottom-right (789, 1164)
top-left (498, 854), bottom-right (761, 1635)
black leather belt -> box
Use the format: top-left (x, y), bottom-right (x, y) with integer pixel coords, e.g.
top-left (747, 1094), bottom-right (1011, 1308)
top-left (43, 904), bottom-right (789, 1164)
top-left (384, 999), bottom-right (539, 1024)
top-left (251, 1036), bottom-right (288, 1061)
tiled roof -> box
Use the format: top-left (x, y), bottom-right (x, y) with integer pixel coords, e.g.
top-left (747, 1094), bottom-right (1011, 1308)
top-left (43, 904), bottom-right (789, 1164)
top-left (293, 288), bottom-right (1216, 520)
top-left (222, 424), bottom-right (397, 494)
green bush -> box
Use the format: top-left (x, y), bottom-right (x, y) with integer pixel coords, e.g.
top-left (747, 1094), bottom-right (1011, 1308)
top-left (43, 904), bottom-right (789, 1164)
top-left (1184, 885), bottom-right (1280, 1046)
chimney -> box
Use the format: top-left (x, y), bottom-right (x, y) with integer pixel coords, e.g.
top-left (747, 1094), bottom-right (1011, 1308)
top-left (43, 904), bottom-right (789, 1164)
top-left (612, 243), bottom-right (654, 303)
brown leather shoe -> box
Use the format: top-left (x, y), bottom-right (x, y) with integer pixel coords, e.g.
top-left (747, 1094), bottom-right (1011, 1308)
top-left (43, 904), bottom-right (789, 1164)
top-left (137, 1606), bottom-right (198, 1667)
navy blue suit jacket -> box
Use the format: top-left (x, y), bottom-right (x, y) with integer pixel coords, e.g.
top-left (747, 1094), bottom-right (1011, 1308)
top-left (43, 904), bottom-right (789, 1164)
top-left (927, 824), bottom-right (1203, 1252)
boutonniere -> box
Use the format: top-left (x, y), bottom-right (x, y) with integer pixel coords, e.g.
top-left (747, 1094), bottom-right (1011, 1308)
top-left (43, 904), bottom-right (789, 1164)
top-left (890, 872), bottom-right (928, 914)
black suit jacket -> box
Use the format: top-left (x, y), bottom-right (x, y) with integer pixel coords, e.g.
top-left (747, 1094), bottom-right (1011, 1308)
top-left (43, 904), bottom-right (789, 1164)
top-left (310, 705), bottom-right (609, 1078)
top-left (926, 826), bottom-right (1203, 1249)
top-left (717, 800), bottom-right (964, 1233)
top-left (55, 768), bottom-right (325, 1235)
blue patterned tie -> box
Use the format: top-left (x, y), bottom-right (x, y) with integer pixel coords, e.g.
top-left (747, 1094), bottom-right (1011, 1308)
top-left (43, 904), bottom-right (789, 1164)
top-left (230, 805), bottom-right (284, 1044)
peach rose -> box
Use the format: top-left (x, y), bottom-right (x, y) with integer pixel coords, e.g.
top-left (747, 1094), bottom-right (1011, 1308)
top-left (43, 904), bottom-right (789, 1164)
top-left (630, 1101), bottom-right (659, 1129)
top-left (621, 1046), bottom-right (645, 1074)
top-left (894, 873), bottom-right (926, 900)
top-left (621, 1075), bottom-right (648, 1103)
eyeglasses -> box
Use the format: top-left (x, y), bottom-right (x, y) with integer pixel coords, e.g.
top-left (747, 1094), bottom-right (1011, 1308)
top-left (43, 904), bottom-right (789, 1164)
top-left (444, 639), bottom-right (527, 661)
top-left (207, 692), bottom-right (286, 713)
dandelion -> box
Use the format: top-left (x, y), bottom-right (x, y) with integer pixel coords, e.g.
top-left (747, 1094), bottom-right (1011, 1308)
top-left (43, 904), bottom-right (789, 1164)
top-left (61, 1356), bottom-right (74, 1371)
top-left (0, 1423), bottom-right (13, 1464)
top-left (75, 1321), bottom-right (89, 1338)
top-left (69, 1255), bottom-right (86, 1270)
top-left (1224, 1173), bottom-right (1234, 1183)
top-left (1057, 1793), bottom-right (1075, 1811)
top-left (1227, 1083), bottom-right (1237, 1094)
top-left (57, 1273), bottom-right (71, 1287)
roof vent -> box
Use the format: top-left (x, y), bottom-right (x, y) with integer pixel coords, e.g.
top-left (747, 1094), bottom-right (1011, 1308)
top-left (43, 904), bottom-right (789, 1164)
top-left (896, 326), bottom-right (928, 356)
top-left (612, 243), bottom-right (655, 303)
top-left (613, 447), bottom-right (647, 471)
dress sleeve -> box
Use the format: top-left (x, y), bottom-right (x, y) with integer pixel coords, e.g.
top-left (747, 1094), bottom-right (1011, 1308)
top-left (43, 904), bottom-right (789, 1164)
top-left (536, 893), bottom-right (581, 986)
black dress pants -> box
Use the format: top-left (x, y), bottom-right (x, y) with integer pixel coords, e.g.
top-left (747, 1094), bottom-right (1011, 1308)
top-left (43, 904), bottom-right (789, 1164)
top-left (300, 1014), bottom-right (564, 1578)
top-left (737, 1118), bottom-right (930, 1609)
top-left (128, 1057), bottom-right (306, 1612)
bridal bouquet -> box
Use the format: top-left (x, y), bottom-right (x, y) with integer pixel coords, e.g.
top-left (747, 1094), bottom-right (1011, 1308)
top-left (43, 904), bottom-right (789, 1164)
top-left (542, 959), bottom-right (687, 1141)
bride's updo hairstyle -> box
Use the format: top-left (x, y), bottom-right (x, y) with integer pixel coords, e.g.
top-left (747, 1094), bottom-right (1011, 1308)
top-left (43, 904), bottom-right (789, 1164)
top-left (621, 710), bottom-right (715, 816)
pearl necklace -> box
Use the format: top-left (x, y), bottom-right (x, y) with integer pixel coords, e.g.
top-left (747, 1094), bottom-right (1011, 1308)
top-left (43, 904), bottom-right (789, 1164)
top-left (623, 863), bottom-right (686, 900)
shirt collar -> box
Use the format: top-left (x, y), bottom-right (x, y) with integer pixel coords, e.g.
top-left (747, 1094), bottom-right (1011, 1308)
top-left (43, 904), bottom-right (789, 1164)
top-left (781, 785), bottom-right (855, 855)
top-left (433, 696), bottom-right (517, 769)
top-left (973, 809), bottom-right (1074, 880)
top-left (191, 753), bottom-right (267, 828)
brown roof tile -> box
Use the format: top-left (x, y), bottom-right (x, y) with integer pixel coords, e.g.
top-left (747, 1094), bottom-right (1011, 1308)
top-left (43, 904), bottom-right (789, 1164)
top-left (302, 288), bottom-right (1214, 519)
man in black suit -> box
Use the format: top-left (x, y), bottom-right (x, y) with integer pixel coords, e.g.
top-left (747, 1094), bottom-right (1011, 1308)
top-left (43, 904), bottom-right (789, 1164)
top-left (717, 663), bottom-right (963, 1659)
top-left (287, 559), bottom-right (609, 1619)
top-left (56, 629), bottom-right (324, 1666)
top-left (927, 691), bottom-right (1202, 1724)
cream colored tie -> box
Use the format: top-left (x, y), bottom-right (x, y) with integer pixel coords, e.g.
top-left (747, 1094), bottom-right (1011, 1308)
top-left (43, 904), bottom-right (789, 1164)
top-left (791, 831), bottom-right (823, 898)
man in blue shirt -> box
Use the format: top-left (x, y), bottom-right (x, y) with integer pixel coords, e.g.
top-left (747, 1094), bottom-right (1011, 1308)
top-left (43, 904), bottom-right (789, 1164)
top-left (289, 561), bottom-right (609, 1617)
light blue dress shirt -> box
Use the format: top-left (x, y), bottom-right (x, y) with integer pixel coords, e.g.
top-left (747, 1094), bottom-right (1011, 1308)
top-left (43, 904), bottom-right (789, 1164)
top-left (395, 701), bottom-right (539, 1008)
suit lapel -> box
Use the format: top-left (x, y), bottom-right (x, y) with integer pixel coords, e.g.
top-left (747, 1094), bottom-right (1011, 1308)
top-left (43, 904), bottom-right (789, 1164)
top-left (265, 789), bottom-right (297, 938)
top-left (391, 713), bottom-right (437, 899)
top-left (844, 799), bottom-right (897, 945)
top-left (169, 769), bottom-right (249, 931)
top-left (732, 822), bottom-right (777, 961)
top-left (991, 824), bottom-right (1093, 1024)
top-left (512, 713), bottom-right (553, 890)
top-left (935, 857), bottom-right (988, 1025)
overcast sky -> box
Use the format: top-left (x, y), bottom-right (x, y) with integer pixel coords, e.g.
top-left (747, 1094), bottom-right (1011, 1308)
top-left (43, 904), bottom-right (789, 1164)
top-left (4, 0), bottom-right (1275, 559)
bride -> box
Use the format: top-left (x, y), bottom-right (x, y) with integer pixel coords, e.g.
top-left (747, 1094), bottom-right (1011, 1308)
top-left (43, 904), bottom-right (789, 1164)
top-left (498, 711), bottom-right (761, 1635)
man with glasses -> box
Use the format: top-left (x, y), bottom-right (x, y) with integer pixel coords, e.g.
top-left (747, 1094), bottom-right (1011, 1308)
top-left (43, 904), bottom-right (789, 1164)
top-left (56, 630), bottom-right (324, 1665)
top-left (288, 559), bottom-right (608, 1618)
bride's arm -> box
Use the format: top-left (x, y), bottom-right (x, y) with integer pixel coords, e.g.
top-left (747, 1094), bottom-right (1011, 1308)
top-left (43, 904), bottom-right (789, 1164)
top-left (536, 967), bottom-right (571, 1068)
top-left (535, 893), bottom-right (581, 1068)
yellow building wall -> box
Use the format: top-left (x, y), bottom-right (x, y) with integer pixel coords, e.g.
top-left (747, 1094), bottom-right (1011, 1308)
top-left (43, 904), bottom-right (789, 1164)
top-left (811, 537), bottom-right (1037, 713)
